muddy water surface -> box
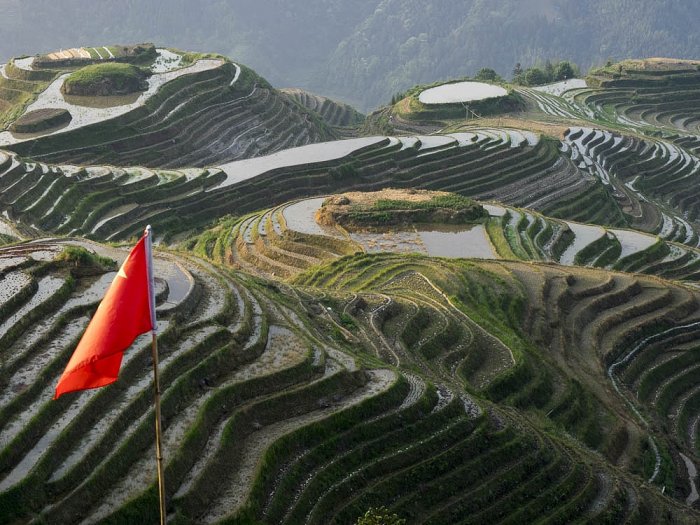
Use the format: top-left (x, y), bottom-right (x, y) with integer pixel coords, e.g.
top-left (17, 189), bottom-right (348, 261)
top-left (610, 228), bottom-right (657, 259)
top-left (420, 224), bottom-right (496, 258)
top-left (350, 223), bottom-right (496, 259)
top-left (559, 222), bottom-right (606, 265)
top-left (282, 197), bottom-right (341, 238)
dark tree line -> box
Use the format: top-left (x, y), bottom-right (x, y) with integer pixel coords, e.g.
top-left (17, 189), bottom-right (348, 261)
top-left (512, 60), bottom-right (579, 86)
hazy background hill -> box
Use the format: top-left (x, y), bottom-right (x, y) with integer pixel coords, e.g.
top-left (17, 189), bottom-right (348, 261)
top-left (0, 0), bottom-right (698, 110)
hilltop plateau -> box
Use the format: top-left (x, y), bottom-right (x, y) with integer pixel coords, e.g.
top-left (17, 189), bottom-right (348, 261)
top-left (1, 44), bottom-right (700, 525)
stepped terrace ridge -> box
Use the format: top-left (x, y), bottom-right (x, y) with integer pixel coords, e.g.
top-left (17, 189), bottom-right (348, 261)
top-left (1, 45), bottom-right (700, 524)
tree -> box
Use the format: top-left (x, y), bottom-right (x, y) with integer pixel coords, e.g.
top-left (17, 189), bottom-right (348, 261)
top-left (524, 67), bottom-right (548, 86)
top-left (512, 62), bottom-right (523, 78)
top-left (544, 59), bottom-right (555, 82)
top-left (356, 507), bottom-right (406, 525)
top-left (475, 67), bottom-right (502, 82)
top-left (555, 60), bottom-right (576, 80)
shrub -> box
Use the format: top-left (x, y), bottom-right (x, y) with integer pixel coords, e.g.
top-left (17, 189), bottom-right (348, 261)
top-left (55, 246), bottom-right (116, 273)
top-left (356, 506), bottom-right (406, 525)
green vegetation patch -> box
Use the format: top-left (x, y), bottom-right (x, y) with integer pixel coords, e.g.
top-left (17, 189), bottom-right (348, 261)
top-left (62, 63), bottom-right (150, 96)
top-left (320, 191), bottom-right (488, 229)
top-left (54, 245), bottom-right (116, 275)
top-left (371, 193), bottom-right (478, 212)
top-left (9, 108), bottom-right (72, 133)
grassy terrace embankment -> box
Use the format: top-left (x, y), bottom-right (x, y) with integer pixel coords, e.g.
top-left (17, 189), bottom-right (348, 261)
top-left (393, 79), bottom-right (524, 122)
top-left (9, 108), bottom-right (71, 134)
top-left (1, 240), bottom-right (698, 523)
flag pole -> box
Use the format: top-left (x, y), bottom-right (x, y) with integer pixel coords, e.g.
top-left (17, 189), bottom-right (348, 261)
top-left (145, 225), bottom-right (166, 525)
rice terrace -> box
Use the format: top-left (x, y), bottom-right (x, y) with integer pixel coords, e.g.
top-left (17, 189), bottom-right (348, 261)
top-left (1, 31), bottom-right (700, 525)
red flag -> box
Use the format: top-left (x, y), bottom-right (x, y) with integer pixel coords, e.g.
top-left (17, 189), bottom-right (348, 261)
top-left (54, 232), bottom-right (155, 399)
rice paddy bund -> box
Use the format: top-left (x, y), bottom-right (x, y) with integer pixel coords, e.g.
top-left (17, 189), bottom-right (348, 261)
top-left (1, 46), bottom-right (700, 524)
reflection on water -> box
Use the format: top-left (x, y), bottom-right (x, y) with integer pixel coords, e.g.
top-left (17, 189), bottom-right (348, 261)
top-left (559, 222), bottom-right (605, 265)
top-left (350, 223), bottom-right (496, 259)
top-left (609, 228), bottom-right (657, 259)
top-left (420, 224), bottom-right (496, 258)
top-left (63, 92), bottom-right (140, 108)
top-left (283, 197), bottom-right (342, 238)
top-left (216, 136), bottom-right (386, 189)
top-left (350, 229), bottom-right (423, 254)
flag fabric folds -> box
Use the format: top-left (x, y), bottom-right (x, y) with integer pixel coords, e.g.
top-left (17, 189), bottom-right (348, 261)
top-left (54, 233), bottom-right (155, 399)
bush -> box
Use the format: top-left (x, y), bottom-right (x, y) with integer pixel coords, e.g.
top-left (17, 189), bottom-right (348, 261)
top-left (514, 60), bottom-right (580, 85)
top-left (55, 246), bottom-right (116, 274)
top-left (356, 507), bottom-right (406, 525)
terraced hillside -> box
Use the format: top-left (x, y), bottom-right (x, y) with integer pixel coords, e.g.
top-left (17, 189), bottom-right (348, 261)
top-left (4, 120), bottom-right (700, 246)
top-left (281, 88), bottom-right (365, 132)
top-left (295, 253), bottom-right (700, 499)
top-left (0, 129), bottom-right (624, 241)
top-left (583, 59), bottom-right (700, 134)
top-left (1, 240), bottom-right (698, 524)
top-left (0, 46), bottom-right (333, 168)
top-left (196, 191), bottom-right (700, 287)
top-left (513, 59), bottom-right (700, 137)
top-left (2, 43), bottom-right (700, 524)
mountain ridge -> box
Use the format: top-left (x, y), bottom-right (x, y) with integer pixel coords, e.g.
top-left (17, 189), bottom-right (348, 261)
top-left (0, 0), bottom-right (698, 110)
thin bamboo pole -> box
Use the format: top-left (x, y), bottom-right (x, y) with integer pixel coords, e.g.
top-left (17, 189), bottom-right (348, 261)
top-left (145, 225), bottom-right (166, 525)
top-left (151, 333), bottom-right (166, 525)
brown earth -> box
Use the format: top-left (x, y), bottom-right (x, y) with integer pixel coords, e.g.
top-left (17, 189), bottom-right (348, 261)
top-left (9, 108), bottom-right (72, 133)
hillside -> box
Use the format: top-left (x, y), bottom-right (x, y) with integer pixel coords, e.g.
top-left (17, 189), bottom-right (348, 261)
top-left (0, 1), bottom-right (698, 110)
top-left (2, 43), bottom-right (700, 524)
top-left (0, 46), bottom-right (333, 168)
top-left (2, 239), bottom-right (700, 524)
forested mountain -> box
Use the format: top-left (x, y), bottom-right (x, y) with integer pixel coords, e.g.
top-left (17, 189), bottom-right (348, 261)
top-left (0, 0), bottom-right (698, 110)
